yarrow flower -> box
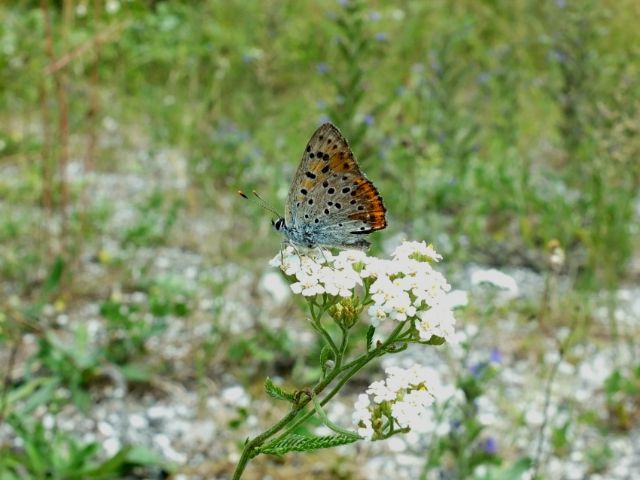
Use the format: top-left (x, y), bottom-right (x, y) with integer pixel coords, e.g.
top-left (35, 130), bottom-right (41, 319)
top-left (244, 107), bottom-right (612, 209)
top-left (271, 241), bottom-right (456, 341)
top-left (416, 305), bottom-right (456, 342)
top-left (352, 364), bottom-right (451, 440)
top-left (392, 240), bottom-right (443, 262)
top-left (269, 248), bottom-right (362, 298)
top-left (364, 242), bottom-right (454, 342)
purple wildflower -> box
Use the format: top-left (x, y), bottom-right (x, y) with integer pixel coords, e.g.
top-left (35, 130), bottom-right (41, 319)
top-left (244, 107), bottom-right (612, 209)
top-left (489, 348), bottom-right (502, 364)
top-left (483, 437), bottom-right (498, 454)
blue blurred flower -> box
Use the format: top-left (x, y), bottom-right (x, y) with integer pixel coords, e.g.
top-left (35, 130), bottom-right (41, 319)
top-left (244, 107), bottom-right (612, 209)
top-left (489, 348), bottom-right (502, 364)
top-left (374, 32), bottom-right (388, 42)
top-left (469, 362), bottom-right (484, 377)
top-left (477, 72), bottom-right (491, 85)
top-left (482, 437), bottom-right (498, 455)
top-left (363, 114), bottom-right (374, 125)
top-left (368, 11), bottom-right (382, 22)
top-left (316, 63), bottom-right (329, 75)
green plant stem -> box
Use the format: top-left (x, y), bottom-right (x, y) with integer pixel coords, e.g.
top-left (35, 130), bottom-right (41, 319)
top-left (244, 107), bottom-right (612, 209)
top-left (231, 403), bottom-right (308, 480)
top-left (313, 319), bottom-right (338, 358)
top-left (335, 326), bottom-right (349, 369)
top-left (310, 299), bottom-right (339, 357)
top-left (311, 394), bottom-right (359, 438)
top-left (231, 321), bottom-right (407, 479)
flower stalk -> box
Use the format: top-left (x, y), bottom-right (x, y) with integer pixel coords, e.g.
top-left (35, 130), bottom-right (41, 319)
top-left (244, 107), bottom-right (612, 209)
top-left (232, 242), bottom-right (456, 479)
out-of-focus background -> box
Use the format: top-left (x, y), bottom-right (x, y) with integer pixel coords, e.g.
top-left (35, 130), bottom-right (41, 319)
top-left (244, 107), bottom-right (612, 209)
top-left (1, 1), bottom-right (639, 479)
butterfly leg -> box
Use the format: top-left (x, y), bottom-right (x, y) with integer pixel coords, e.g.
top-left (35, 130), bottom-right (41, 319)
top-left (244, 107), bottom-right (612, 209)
top-left (290, 243), bottom-right (304, 260)
top-left (279, 241), bottom-right (294, 266)
top-left (318, 247), bottom-right (331, 265)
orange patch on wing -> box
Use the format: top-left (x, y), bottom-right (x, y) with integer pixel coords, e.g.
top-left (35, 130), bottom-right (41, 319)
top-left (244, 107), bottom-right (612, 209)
top-left (348, 179), bottom-right (387, 231)
top-left (354, 181), bottom-right (377, 195)
top-left (306, 160), bottom-right (327, 176)
top-left (295, 159), bottom-right (326, 194)
top-left (349, 210), bottom-right (387, 230)
top-left (328, 151), bottom-right (361, 174)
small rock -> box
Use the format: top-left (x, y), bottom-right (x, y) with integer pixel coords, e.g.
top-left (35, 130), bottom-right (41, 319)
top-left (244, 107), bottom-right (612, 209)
top-left (129, 413), bottom-right (148, 429)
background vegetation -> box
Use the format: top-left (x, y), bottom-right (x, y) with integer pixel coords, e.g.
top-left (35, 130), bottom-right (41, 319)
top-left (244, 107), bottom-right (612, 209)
top-left (0, 0), bottom-right (638, 479)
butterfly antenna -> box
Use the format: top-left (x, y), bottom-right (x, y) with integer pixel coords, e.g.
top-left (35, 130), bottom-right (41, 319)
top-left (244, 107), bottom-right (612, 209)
top-left (237, 190), bottom-right (282, 218)
top-left (252, 190), bottom-right (282, 218)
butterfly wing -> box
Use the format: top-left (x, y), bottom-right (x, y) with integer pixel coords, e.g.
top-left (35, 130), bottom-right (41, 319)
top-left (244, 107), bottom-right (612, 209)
top-left (285, 123), bottom-right (386, 248)
top-left (285, 123), bottom-right (346, 225)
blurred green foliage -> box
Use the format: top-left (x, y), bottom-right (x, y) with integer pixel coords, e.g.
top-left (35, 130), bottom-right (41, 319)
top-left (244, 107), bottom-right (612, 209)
top-left (1, 0), bottom-right (638, 280)
top-left (0, 0), bottom-right (640, 285)
top-left (2, 412), bottom-right (164, 479)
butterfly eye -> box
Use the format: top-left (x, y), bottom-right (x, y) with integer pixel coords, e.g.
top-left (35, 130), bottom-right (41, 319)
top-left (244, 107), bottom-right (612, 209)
top-left (272, 218), bottom-right (285, 231)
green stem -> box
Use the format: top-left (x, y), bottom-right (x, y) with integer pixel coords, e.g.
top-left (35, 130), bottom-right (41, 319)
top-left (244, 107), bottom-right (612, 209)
top-left (269, 322), bottom-right (407, 447)
top-left (334, 326), bottom-right (349, 369)
top-left (232, 320), bottom-right (407, 480)
top-left (310, 298), bottom-right (339, 357)
top-left (232, 359), bottom-right (344, 479)
top-left (313, 319), bottom-right (338, 357)
top-left (231, 404), bottom-right (306, 480)
top-left (311, 394), bottom-right (359, 438)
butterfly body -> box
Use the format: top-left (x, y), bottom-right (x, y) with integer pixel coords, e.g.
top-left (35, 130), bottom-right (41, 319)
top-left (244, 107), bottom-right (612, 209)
top-left (274, 123), bottom-right (386, 250)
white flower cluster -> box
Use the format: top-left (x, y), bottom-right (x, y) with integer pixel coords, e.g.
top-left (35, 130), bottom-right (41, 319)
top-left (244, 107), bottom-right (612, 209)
top-left (269, 248), bottom-right (363, 297)
top-left (363, 241), bottom-right (454, 342)
top-left (271, 242), bottom-right (455, 341)
top-left (353, 364), bottom-right (449, 440)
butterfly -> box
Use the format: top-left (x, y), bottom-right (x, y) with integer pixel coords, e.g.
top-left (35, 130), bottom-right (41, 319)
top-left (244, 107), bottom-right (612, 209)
top-left (272, 123), bottom-right (386, 250)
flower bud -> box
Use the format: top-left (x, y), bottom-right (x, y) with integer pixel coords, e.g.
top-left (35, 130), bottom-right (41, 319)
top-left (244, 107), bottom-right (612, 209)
top-left (329, 297), bottom-right (361, 329)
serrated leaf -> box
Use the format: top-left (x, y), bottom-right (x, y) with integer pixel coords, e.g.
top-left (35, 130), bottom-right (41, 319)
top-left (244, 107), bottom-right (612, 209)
top-left (264, 377), bottom-right (296, 403)
top-left (366, 325), bottom-right (375, 351)
top-left (259, 433), bottom-right (359, 456)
